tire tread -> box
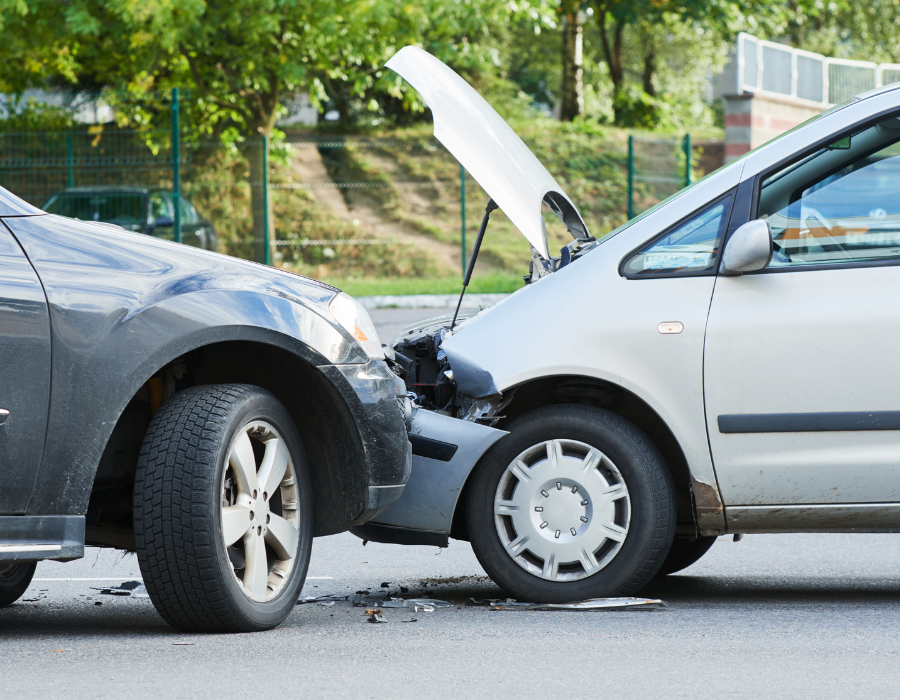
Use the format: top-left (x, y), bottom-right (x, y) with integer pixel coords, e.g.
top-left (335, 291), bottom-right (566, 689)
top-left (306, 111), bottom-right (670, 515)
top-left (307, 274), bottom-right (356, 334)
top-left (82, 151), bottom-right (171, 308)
top-left (134, 385), bottom-right (274, 632)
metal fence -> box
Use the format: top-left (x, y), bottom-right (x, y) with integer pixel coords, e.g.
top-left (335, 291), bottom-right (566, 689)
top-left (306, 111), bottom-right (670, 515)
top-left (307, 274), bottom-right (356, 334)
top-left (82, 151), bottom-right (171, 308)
top-left (0, 90), bottom-right (700, 277)
top-left (627, 134), bottom-right (692, 220)
top-left (737, 32), bottom-right (900, 107)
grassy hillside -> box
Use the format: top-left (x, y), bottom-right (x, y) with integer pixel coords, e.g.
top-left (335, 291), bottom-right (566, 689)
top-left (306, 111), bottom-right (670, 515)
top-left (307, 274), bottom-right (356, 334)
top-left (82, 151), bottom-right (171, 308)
top-left (189, 119), bottom-right (719, 295)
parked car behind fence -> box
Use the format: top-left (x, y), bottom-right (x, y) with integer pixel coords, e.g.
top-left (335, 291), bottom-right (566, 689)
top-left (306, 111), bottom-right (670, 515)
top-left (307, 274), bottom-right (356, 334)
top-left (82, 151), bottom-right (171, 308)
top-left (42, 187), bottom-right (218, 251)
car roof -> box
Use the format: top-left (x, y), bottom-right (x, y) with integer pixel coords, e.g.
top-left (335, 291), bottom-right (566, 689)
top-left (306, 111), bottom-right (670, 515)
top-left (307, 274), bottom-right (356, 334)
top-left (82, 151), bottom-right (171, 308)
top-left (856, 82), bottom-right (900, 102)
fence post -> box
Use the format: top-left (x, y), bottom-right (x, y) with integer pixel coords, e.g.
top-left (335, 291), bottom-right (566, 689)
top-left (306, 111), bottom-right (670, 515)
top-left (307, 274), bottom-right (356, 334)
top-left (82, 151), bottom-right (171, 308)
top-left (66, 135), bottom-right (74, 188)
top-left (171, 87), bottom-right (181, 244)
top-left (682, 133), bottom-right (692, 188)
top-left (263, 135), bottom-right (270, 266)
top-left (460, 163), bottom-right (466, 276)
top-left (627, 135), bottom-right (634, 220)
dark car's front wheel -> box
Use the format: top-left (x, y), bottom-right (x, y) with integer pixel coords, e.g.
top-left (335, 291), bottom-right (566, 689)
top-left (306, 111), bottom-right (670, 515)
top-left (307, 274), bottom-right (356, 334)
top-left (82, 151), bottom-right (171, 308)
top-left (134, 384), bottom-right (313, 632)
top-left (0, 561), bottom-right (37, 607)
top-left (467, 405), bottom-right (676, 603)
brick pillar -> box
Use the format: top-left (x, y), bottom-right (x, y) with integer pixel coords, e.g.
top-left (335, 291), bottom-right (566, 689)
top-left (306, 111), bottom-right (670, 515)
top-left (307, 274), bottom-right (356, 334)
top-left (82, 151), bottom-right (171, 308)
top-left (723, 94), bottom-right (826, 163)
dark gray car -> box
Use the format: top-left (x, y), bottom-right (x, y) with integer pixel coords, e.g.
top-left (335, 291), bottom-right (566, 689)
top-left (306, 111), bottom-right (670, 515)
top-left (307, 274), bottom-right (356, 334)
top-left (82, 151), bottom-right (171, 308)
top-left (0, 187), bottom-right (410, 632)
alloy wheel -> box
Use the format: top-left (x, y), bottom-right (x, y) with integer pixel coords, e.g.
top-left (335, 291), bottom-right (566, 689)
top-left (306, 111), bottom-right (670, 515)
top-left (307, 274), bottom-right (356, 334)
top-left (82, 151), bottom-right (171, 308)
top-left (221, 421), bottom-right (300, 602)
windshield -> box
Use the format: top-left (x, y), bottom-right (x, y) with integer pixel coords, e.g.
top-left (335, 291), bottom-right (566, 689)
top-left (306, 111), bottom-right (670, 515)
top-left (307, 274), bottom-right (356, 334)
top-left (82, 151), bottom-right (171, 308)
top-left (44, 194), bottom-right (146, 226)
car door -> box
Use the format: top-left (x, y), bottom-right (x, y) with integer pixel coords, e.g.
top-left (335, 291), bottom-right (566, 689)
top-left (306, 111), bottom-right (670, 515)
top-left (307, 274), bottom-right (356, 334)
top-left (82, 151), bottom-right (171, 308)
top-left (705, 112), bottom-right (900, 507)
top-left (0, 221), bottom-right (51, 513)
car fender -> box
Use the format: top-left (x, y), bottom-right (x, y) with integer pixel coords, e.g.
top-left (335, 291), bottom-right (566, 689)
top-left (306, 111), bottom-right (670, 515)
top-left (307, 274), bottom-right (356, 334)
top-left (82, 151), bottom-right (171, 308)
top-left (439, 166), bottom-right (748, 530)
top-left (3, 214), bottom-right (364, 515)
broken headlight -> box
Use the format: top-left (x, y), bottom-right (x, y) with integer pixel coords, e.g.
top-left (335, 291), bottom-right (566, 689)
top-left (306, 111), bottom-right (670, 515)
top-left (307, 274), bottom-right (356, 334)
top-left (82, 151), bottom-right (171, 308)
top-left (328, 292), bottom-right (384, 360)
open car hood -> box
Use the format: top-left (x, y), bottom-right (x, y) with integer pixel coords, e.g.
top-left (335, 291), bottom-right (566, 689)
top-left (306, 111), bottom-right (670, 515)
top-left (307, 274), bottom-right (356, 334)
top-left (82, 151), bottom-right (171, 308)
top-left (386, 46), bottom-right (589, 259)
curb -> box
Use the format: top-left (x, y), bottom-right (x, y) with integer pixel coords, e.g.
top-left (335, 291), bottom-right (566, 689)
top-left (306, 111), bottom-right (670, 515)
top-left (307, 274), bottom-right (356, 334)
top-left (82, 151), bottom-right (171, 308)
top-left (357, 293), bottom-right (510, 310)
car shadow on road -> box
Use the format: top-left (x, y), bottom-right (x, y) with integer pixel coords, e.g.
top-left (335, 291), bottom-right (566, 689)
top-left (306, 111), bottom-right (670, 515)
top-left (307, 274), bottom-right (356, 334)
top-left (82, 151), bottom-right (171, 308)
top-left (642, 574), bottom-right (900, 605)
top-left (0, 604), bottom-right (173, 639)
top-left (5, 574), bottom-right (900, 639)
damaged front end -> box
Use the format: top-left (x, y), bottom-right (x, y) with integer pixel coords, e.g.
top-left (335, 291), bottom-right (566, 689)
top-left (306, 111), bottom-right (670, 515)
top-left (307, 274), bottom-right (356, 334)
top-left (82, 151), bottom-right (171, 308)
top-left (385, 312), bottom-right (510, 426)
top-left (349, 45), bottom-right (605, 548)
top-left (351, 312), bottom-right (510, 547)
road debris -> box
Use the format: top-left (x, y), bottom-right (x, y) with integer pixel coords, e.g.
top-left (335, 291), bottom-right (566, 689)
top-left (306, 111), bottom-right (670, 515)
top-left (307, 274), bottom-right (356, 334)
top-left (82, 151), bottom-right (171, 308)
top-left (91, 581), bottom-right (149, 598)
top-left (382, 597), bottom-right (452, 612)
top-left (479, 597), bottom-right (665, 611)
top-left (296, 594), bottom-right (348, 605)
top-left (401, 618), bottom-right (418, 623)
top-left (365, 608), bottom-right (388, 623)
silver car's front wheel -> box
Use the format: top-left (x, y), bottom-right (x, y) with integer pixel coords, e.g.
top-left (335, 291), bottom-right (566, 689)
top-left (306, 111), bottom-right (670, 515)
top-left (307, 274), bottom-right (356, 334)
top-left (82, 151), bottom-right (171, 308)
top-left (494, 439), bottom-right (631, 582)
top-left (467, 405), bottom-right (675, 603)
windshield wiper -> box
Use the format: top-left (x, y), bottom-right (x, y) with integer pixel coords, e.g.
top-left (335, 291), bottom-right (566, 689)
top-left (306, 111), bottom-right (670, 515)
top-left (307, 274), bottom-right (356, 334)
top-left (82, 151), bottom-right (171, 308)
top-left (450, 198), bottom-right (498, 331)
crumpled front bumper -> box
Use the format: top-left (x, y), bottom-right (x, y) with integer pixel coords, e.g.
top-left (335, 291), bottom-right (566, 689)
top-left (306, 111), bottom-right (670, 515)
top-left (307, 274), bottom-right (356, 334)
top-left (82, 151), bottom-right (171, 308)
top-left (318, 360), bottom-right (412, 525)
top-left (351, 408), bottom-right (507, 547)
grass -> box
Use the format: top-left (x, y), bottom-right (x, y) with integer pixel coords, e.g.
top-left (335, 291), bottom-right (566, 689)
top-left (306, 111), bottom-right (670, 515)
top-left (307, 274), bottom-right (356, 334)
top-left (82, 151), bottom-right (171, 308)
top-left (323, 271), bottom-right (524, 297)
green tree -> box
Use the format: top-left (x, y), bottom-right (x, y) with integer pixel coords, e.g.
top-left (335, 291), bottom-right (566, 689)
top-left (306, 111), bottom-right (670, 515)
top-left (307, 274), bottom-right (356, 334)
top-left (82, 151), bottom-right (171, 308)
top-left (0, 0), bottom-right (510, 261)
top-left (559, 0), bottom-right (585, 121)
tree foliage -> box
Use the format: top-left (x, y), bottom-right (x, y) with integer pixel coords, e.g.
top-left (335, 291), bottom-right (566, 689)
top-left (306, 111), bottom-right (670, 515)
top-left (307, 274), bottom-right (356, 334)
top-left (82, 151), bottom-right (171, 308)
top-left (0, 0), bottom-right (895, 135)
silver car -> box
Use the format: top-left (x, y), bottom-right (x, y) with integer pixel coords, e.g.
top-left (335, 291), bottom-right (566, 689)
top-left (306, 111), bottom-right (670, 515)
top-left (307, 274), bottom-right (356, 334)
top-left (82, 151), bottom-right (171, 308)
top-left (352, 47), bottom-right (900, 603)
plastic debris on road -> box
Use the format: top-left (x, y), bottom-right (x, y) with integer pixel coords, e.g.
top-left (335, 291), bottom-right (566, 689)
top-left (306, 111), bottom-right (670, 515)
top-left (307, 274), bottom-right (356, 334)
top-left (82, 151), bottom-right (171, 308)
top-left (381, 597), bottom-right (452, 612)
top-left (473, 597), bottom-right (665, 611)
top-left (296, 594), bottom-right (348, 605)
top-left (365, 608), bottom-right (388, 623)
top-left (91, 581), bottom-right (149, 598)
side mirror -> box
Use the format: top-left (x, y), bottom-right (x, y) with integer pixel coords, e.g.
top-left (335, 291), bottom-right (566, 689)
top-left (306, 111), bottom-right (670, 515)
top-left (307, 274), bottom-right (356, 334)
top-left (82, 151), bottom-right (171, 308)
top-left (153, 216), bottom-right (174, 228)
top-left (721, 220), bottom-right (773, 275)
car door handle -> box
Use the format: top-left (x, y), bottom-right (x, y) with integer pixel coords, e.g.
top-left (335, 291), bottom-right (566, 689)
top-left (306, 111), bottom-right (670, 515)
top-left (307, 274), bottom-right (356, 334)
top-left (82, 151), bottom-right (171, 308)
top-left (0, 408), bottom-right (8, 426)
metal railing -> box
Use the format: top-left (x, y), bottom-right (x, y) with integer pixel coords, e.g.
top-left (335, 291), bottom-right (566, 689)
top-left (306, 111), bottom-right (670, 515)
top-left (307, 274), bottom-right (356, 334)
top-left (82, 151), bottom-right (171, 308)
top-left (627, 134), bottom-right (693, 220)
top-left (737, 32), bottom-right (900, 107)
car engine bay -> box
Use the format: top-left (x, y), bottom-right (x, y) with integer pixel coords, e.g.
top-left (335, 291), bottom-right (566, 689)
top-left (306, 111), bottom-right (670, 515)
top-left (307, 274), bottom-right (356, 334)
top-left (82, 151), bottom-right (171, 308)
top-left (385, 234), bottom-right (600, 429)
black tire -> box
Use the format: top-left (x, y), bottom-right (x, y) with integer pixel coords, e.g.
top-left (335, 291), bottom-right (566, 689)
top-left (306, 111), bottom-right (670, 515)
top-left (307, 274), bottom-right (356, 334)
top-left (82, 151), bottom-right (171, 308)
top-left (655, 535), bottom-right (717, 576)
top-left (134, 384), bottom-right (313, 633)
top-left (467, 405), bottom-right (675, 603)
top-left (0, 562), bottom-right (37, 607)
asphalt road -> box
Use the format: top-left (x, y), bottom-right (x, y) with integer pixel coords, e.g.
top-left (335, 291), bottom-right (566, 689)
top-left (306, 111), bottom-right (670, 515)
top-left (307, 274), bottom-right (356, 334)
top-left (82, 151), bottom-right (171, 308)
top-left (3, 308), bottom-right (900, 699)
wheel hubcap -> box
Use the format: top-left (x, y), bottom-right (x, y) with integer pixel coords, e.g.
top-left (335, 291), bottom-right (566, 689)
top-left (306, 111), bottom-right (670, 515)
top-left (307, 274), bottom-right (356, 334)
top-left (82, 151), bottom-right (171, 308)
top-left (221, 421), bottom-right (300, 602)
top-left (494, 439), bottom-right (631, 582)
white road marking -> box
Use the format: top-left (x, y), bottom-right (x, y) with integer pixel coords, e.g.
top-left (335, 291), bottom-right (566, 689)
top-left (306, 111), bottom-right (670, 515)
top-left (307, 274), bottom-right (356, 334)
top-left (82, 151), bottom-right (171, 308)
top-left (33, 576), bottom-right (334, 581)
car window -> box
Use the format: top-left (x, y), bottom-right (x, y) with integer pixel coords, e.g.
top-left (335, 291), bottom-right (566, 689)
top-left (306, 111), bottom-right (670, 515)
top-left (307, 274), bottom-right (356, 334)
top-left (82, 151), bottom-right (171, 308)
top-left (758, 114), bottom-right (900, 268)
top-left (621, 196), bottom-right (732, 277)
top-left (150, 193), bottom-right (173, 221)
top-left (44, 194), bottom-right (146, 226)
top-left (179, 197), bottom-right (199, 225)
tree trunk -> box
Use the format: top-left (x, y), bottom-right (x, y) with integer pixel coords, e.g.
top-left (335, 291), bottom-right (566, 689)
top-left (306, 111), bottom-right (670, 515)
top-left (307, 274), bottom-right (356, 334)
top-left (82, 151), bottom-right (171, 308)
top-left (642, 46), bottom-right (656, 98)
top-left (560, 12), bottom-right (584, 121)
top-left (596, 5), bottom-right (626, 123)
top-left (247, 138), bottom-right (273, 265)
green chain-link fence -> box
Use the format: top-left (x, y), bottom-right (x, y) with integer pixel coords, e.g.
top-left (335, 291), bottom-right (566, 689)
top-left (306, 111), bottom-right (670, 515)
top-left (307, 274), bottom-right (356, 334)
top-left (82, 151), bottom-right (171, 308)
top-left (0, 90), bottom-right (707, 281)
top-left (627, 134), bottom-right (693, 220)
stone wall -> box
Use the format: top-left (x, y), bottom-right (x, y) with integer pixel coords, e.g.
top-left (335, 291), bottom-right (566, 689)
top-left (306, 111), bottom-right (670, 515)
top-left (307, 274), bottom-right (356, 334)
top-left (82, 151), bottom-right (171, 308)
top-left (723, 94), bottom-right (825, 163)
